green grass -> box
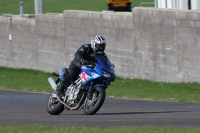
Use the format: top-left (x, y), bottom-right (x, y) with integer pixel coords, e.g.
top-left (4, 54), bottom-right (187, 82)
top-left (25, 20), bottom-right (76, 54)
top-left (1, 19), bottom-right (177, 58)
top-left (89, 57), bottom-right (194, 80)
top-left (1, 66), bottom-right (200, 103)
top-left (0, 67), bottom-right (50, 92)
top-left (0, 0), bottom-right (154, 15)
top-left (1, 126), bottom-right (200, 133)
top-left (108, 77), bottom-right (200, 102)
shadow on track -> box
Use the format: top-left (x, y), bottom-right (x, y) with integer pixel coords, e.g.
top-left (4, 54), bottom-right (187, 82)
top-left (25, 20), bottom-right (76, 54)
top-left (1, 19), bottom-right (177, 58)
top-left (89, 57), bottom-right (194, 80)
top-left (96, 110), bottom-right (191, 115)
top-left (60, 110), bottom-right (191, 116)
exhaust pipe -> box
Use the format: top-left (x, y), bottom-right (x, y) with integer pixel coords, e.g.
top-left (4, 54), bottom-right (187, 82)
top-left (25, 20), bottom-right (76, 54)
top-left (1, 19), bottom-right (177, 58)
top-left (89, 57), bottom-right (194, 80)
top-left (48, 77), bottom-right (57, 90)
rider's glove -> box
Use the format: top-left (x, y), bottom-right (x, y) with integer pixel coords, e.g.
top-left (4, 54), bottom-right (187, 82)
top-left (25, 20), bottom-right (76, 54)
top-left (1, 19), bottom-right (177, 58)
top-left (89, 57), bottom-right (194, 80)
top-left (80, 59), bottom-right (89, 65)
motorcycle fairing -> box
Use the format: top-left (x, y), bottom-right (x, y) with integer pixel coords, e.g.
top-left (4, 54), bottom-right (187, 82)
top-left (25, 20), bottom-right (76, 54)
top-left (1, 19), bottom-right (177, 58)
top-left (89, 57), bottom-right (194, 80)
top-left (79, 55), bottom-right (115, 88)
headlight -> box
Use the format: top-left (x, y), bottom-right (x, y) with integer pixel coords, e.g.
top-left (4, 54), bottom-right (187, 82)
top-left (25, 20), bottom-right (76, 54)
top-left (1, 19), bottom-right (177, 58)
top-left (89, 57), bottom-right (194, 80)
top-left (102, 70), bottom-right (111, 78)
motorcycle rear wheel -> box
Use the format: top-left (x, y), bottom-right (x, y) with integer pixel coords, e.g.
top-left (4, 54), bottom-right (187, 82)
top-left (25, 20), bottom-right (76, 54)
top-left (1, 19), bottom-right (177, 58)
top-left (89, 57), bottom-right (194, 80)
top-left (46, 91), bottom-right (64, 115)
top-left (83, 87), bottom-right (106, 115)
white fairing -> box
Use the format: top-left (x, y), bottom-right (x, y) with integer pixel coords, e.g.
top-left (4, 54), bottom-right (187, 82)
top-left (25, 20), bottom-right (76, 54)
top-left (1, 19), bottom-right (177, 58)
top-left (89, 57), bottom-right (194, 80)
top-left (48, 77), bottom-right (57, 90)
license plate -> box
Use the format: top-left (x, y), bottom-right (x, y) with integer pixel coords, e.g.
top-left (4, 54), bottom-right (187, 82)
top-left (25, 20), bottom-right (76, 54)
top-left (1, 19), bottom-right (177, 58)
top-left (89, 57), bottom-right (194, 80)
top-left (113, 2), bottom-right (127, 7)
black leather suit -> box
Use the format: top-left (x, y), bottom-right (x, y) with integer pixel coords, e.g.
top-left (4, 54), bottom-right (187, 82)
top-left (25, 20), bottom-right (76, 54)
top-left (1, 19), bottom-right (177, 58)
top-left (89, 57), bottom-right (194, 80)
top-left (59, 44), bottom-right (95, 92)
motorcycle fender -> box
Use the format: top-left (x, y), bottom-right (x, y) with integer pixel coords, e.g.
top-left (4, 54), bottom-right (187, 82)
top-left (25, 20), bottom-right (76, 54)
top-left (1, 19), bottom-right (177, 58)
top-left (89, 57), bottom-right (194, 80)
top-left (93, 84), bottom-right (105, 89)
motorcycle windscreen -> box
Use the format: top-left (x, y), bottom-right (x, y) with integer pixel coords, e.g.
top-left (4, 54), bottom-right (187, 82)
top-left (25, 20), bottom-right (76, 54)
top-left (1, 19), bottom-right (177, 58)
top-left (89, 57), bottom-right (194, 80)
top-left (96, 54), bottom-right (113, 68)
top-left (96, 54), bottom-right (115, 82)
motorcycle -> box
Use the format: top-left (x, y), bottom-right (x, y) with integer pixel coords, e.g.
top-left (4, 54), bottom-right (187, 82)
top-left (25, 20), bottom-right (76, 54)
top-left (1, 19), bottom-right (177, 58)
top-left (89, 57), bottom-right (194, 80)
top-left (46, 54), bottom-right (115, 115)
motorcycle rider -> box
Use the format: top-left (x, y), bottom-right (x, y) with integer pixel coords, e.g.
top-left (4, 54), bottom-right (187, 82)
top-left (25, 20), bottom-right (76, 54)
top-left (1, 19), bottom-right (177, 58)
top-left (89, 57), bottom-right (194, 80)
top-left (54, 35), bottom-right (107, 96)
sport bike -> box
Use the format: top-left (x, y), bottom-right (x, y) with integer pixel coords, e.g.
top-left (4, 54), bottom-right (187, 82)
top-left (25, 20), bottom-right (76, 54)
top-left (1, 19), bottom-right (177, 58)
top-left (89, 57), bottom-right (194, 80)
top-left (46, 54), bottom-right (115, 115)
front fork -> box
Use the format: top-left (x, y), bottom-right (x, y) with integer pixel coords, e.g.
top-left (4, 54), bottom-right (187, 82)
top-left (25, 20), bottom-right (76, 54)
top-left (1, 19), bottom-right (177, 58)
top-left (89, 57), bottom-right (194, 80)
top-left (87, 81), bottom-right (94, 100)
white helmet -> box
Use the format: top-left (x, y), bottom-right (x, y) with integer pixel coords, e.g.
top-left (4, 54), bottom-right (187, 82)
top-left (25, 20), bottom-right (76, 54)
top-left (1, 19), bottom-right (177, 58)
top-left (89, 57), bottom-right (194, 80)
top-left (91, 35), bottom-right (106, 54)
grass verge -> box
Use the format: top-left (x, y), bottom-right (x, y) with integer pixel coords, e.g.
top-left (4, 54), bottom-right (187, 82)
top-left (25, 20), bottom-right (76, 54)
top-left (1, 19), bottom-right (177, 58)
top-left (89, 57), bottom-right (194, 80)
top-left (1, 126), bottom-right (200, 133)
top-left (1, 66), bottom-right (200, 103)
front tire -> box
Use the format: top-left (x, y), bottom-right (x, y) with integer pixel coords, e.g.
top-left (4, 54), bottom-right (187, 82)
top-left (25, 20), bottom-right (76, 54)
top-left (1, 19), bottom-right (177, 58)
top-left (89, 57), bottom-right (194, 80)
top-left (83, 87), bottom-right (106, 115)
top-left (46, 91), bottom-right (64, 115)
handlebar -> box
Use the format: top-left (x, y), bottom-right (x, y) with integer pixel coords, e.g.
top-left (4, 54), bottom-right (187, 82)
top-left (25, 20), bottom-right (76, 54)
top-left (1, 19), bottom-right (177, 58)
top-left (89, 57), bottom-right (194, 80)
top-left (81, 60), bottom-right (97, 68)
top-left (81, 60), bottom-right (97, 65)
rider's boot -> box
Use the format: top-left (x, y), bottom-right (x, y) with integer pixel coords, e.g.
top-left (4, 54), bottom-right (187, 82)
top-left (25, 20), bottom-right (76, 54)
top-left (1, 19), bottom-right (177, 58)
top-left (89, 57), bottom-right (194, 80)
top-left (54, 81), bottom-right (70, 97)
top-left (54, 68), bottom-right (70, 97)
top-left (54, 84), bottom-right (63, 97)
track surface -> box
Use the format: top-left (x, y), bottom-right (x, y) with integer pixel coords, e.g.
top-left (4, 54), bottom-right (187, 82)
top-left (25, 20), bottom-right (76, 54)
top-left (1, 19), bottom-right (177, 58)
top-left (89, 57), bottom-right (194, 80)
top-left (0, 89), bottom-right (200, 127)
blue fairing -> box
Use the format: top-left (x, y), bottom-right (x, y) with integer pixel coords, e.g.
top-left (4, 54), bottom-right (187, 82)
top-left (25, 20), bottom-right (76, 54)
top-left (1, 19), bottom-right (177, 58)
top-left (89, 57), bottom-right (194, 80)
top-left (79, 54), bottom-right (115, 88)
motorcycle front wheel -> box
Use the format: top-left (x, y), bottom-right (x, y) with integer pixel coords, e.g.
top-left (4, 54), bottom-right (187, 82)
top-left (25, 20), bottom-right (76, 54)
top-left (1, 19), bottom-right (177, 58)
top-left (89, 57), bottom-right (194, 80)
top-left (46, 91), bottom-right (64, 115)
top-left (83, 87), bottom-right (106, 115)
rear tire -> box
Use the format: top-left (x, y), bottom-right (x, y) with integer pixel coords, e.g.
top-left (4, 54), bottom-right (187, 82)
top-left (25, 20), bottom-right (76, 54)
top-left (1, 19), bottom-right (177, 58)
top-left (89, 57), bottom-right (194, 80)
top-left (46, 91), bottom-right (64, 115)
top-left (83, 87), bottom-right (106, 115)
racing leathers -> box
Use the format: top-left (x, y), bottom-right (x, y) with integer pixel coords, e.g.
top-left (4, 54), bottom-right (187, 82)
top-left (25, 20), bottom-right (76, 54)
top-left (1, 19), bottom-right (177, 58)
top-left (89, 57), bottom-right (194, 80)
top-left (55, 44), bottom-right (97, 95)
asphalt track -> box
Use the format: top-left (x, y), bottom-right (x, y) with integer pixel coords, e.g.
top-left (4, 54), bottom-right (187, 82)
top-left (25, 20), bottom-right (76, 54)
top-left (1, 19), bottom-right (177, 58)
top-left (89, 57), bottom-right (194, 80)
top-left (0, 89), bottom-right (200, 127)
